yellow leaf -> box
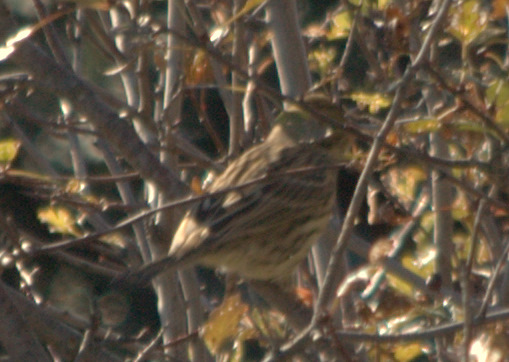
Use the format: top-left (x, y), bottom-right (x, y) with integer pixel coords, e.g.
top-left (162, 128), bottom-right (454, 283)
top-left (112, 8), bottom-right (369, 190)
top-left (38, 206), bottom-right (81, 236)
top-left (399, 118), bottom-right (440, 134)
top-left (386, 248), bottom-right (434, 297)
top-left (487, 79), bottom-right (509, 127)
top-left (448, 0), bottom-right (488, 45)
top-left (350, 92), bottom-right (392, 113)
top-left (328, 12), bottom-right (352, 40)
top-left (202, 293), bottom-right (249, 355)
top-left (65, 179), bottom-right (86, 193)
top-left (393, 342), bottom-right (426, 362)
top-left (309, 48), bottom-right (336, 75)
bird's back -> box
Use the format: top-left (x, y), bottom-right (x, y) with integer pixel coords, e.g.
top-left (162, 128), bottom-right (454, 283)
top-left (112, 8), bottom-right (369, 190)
top-left (169, 141), bottom-right (337, 281)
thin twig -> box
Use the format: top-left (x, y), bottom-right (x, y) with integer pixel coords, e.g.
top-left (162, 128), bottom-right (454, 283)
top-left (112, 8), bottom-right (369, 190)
top-left (273, 0), bottom-right (454, 358)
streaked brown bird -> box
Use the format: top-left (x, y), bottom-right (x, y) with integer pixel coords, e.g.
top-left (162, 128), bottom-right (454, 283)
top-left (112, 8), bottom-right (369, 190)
top-left (124, 111), bottom-right (345, 285)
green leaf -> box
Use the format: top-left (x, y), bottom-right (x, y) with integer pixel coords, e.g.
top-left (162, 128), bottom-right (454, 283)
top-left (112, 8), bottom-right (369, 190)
top-left (0, 138), bottom-right (21, 164)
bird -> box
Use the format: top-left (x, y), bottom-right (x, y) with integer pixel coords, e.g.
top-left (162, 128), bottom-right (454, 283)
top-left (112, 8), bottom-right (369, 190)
top-left (121, 110), bottom-right (346, 286)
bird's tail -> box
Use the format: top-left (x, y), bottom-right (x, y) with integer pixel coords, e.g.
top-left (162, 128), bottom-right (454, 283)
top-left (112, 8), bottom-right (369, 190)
top-left (111, 254), bottom-right (183, 288)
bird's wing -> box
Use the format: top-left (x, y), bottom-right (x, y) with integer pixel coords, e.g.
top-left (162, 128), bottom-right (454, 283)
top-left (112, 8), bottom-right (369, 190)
top-left (185, 144), bottom-right (335, 249)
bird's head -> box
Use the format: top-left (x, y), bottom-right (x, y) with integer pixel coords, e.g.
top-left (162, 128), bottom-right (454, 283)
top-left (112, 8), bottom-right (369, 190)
top-left (267, 93), bottom-right (350, 160)
top-left (268, 109), bottom-right (329, 147)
